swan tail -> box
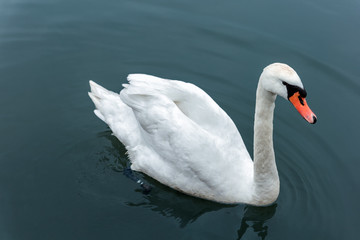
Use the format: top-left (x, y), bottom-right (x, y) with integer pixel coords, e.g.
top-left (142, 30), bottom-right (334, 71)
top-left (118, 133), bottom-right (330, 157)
top-left (88, 80), bottom-right (168, 175)
top-left (88, 80), bottom-right (141, 148)
top-left (93, 109), bottom-right (105, 122)
top-left (88, 81), bottom-right (111, 122)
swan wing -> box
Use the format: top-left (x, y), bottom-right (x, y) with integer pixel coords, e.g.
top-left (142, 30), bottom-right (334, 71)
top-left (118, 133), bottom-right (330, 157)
top-left (89, 75), bottom-right (253, 203)
top-left (123, 74), bottom-right (248, 145)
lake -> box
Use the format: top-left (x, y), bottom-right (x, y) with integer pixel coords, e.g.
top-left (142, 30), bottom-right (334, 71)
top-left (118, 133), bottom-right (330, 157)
top-left (1, 0), bottom-right (359, 239)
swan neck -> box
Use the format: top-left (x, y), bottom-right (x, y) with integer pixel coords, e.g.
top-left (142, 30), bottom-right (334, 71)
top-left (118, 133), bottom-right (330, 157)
top-left (252, 81), bottom-right (279, 205)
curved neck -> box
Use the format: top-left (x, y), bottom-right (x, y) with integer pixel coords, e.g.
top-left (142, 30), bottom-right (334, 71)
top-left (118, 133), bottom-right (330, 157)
top-left (252, 81), bottom-right (279, 205)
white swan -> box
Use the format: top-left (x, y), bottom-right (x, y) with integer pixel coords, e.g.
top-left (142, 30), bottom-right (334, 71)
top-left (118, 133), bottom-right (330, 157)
top-left (88, 63), bottom-right (317, 206)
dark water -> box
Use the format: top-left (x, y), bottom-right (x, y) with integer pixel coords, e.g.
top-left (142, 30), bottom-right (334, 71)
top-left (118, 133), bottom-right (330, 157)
top-left (1, 0), bottom-right (359, 239)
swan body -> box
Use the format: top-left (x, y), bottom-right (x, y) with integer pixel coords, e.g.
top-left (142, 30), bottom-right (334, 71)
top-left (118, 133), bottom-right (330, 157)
top-left (88, 63), bottom-right (317, 206)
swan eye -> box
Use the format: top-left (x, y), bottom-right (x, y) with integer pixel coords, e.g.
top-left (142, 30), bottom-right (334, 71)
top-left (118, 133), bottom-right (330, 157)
top-left (282, 81), bottom-right (307, 99)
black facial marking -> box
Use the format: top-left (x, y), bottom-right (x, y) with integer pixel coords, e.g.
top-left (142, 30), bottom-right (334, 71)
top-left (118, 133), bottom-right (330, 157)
top-left (282, 81), bottom-right (307, 99)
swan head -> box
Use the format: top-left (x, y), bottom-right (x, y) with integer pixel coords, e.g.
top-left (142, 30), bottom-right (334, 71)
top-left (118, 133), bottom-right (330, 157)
top-left (260, 63), bottom-right (317, 124)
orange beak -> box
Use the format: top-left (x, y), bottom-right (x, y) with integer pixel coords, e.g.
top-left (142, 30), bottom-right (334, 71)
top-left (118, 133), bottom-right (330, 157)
top-left (289, 92), bottom-right (317, 124)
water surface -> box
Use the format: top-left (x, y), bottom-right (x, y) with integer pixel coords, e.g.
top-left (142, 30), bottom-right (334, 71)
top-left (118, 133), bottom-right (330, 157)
top-left (1, 0), bottom-right (359, 239)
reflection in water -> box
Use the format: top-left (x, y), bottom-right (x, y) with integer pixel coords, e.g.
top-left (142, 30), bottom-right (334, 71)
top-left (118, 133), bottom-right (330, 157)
top-left (237, 204), bottom-right (277, 240)
top-left (96, 130), bottom-right (128, 171)
top-left (127, 184), bottom-right (228, 228)
top-left (99, 130), bottom-right (277, 236)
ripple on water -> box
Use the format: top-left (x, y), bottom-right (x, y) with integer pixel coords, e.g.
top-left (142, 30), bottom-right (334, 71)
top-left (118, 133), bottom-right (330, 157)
top-left (274, 120), bottom-right (339, 235)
